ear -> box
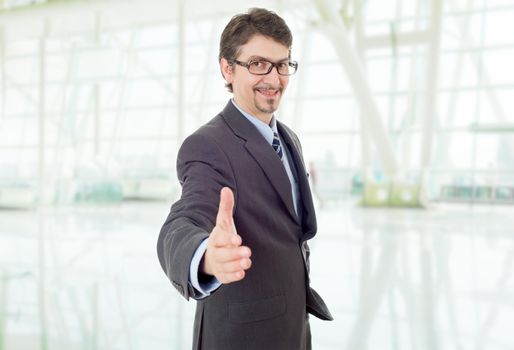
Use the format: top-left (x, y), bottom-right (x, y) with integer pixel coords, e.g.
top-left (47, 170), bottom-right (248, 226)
top-left (220, 58), bottom-right (234, 84)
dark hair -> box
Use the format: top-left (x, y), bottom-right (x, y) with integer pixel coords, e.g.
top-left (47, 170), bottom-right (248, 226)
top-left (219, 8), bottom-right (293, 92)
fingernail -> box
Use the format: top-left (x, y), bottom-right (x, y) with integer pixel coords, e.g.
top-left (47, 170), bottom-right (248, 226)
top-left (240, 259), bottom-right (248, 269)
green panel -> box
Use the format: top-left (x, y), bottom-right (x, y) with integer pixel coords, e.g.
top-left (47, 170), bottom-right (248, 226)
top-left (362, 181), bottom-right (424, 208)
top-left (361, 182), bottom-right (391, 207)
top-left (389, 183), bottom-right (422, 207)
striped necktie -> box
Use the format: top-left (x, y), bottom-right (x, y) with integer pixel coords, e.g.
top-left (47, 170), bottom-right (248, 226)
top-left (272, 131), bottom-right (283, 160)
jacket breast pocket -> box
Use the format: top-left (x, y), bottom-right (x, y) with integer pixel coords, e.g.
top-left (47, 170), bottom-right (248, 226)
top-left (228, 295), bottom-right (286, 324)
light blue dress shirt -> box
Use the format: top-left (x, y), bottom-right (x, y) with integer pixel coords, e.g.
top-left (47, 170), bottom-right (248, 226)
top-left (189, 99), bottom-right (300, 297)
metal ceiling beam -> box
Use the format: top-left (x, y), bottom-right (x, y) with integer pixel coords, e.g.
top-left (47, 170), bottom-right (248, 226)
top-left (362, 30), bottom-right (430, 49)
top-left (419, 0), bottom-right (443, 198)
top-left (313, 0), bottom-right (399, 177)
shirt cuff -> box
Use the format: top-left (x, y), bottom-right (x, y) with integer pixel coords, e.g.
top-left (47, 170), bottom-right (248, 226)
top-left (189, 238), bottom-right (221, 297)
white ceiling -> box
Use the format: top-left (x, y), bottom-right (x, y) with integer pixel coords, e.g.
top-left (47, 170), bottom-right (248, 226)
top-left (0, 0), bottom-right (311, 41)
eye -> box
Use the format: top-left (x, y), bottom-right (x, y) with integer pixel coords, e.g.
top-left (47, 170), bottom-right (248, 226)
top-left (277, 62), bottom-right (288, 69)
top-left (250, 61), bottom-right (266, 68)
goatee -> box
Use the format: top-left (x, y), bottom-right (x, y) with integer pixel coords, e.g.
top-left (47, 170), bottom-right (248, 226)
top-left (256, 98), bottom-right (277, 114)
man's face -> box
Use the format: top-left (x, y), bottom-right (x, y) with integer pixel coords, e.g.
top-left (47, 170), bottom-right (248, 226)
top-left (221, 35), bottom-right (290, 123)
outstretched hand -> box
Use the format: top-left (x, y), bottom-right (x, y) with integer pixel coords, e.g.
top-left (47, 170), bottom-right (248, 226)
top-left (201, 187), bottom-right (252, 284)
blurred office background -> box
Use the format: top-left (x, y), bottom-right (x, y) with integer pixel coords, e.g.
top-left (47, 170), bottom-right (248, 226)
top-left (1, 0), bottom-right (513, 349)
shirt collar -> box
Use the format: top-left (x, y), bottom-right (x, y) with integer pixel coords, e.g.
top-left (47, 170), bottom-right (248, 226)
top-left (230, 99), bottom-right (277, 145)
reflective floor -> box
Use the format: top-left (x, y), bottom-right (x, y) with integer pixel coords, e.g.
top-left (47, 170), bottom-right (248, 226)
top-left (1, 201), bottom-right (513, 349)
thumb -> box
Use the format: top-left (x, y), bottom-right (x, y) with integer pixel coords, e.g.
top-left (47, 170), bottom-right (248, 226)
top-left (216, 187), bottom-right (235, 232)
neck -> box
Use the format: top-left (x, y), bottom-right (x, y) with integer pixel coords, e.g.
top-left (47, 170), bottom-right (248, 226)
top-left (232, 98), bottom-right (273, 125)
top-left (257, 114), bottom-right (272, 125)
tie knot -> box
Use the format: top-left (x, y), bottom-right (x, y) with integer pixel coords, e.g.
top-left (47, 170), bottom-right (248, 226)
top-left (272, 132), bottom-right (283, 160)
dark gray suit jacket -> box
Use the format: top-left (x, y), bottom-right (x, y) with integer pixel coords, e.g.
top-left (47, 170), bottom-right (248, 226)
top-left (157, 101), bottom-right (332, 350)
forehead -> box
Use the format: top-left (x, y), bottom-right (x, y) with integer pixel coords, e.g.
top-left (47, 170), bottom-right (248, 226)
top-left (238, 35), bottom-right (290, 60)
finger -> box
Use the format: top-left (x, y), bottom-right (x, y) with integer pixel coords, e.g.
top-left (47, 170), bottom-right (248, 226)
top-left (212, 245), bottom-right (251, 263)
top-left (218, 269), bottom-right (246, 284)
top-left (211, 227), bottom-right (242, 248)
top-left (216, 187), bottom-right (235, 232)
top-left (219, 258), bottom-right (252, 274)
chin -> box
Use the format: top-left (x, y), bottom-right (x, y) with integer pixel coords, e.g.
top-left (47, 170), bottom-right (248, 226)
top-left (256, 106), bottom-right (277, 115)
top-left (256, 100), bottom-right (280, 114)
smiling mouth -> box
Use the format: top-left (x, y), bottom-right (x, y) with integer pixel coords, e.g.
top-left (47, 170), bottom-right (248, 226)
top-left (255, 88), bottom-right (281, 97)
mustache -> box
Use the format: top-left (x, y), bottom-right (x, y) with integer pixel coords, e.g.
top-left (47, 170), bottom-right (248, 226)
top-left (253, 84), bottom-right (282, 92)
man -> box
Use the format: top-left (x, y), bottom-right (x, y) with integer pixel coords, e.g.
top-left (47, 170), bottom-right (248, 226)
top-left (157, 8), bottom-right (332, 350)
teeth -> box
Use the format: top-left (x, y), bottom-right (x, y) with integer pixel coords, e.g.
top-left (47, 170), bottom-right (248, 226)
top-left (258, 89), bottom-right (277, 95)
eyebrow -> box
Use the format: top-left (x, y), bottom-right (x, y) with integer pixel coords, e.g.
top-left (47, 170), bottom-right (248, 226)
top-left (246, 55), bottom-right (290, 63)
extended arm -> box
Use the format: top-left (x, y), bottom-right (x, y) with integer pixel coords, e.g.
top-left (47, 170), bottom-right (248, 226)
top-left (157, 133), bottom-right (251, 300)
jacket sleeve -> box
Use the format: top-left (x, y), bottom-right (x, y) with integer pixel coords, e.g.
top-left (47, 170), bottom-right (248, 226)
top-left (157, 132), bottom-right (237, 300)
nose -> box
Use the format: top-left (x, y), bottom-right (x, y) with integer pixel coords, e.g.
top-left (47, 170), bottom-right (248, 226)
top-left (262, 66), bottom-right (281, 84)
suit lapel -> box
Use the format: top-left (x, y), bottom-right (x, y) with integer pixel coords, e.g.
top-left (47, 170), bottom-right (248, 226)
top-left (220, 102), bottom-right (299, 223)
top-left (278, 122), bottom-right (317, 240)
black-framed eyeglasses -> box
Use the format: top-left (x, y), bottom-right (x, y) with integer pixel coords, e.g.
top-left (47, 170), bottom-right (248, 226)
top-left (230, 59), bottom-right (298, 76)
